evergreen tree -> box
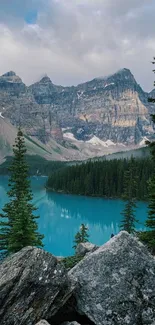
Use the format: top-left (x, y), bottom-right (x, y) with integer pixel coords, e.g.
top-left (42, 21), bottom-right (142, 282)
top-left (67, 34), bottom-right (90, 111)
top-left (148, 57), bottom-right (155, 104)
top-left (80, 223), bottom-right (89, 242)
top-left (141, 58), bottom-right (155, 252)
top-left (73, 231), bottom-right (82, 250)
top-left (120, 158), bottom-right (138, 233)
top-left (0, 128), bottom-right (44, 256)
top-left (73, 223), bottom-right (89, 250)
top-left (47, 157), bottom-right (153, 200)
top-left (143, 175), bottom-right (155, 252)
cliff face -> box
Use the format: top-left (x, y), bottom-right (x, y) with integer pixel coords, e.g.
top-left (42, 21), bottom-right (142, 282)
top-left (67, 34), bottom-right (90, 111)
top-left (0, 69), bottom-right (154, 147)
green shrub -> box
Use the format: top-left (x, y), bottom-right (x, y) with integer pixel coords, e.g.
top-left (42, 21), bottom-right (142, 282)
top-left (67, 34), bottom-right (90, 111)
top-left (62, 255), bottom-right (83, 269)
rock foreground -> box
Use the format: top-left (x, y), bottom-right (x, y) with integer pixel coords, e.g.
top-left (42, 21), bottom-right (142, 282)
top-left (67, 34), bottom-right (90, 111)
top-left (0, 247), bottom-right (76, 325)
top-left (36, 321), bottom-right (51, 325)
top-left (69, 232), bottom-right (155, 325)
top-left (75, 242), bottom-right (98, 256)
top-left (0, 232), bottom-right (155, 325)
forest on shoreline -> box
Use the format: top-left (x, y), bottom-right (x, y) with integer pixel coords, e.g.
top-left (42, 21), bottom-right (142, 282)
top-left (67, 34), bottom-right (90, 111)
top-left (0, 155), bottom-right (66, 176)
top-left (47, 157), bottom-right (153, 201)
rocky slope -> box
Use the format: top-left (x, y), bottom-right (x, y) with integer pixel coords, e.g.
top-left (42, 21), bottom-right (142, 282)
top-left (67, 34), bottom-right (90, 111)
top-left (0, 117), bottom-right (54, 161)
top-left (0, 117), bottom-right (90, 163)
top-left (0, 246), bottom-right (76, 325)
top-left (0, 232), bottom-right (155, 325)
top-left (0, 69), bottom-right (155, 160)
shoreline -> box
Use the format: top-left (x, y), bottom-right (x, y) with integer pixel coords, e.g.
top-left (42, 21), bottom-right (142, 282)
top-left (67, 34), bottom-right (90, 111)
top-left (46, 186), bottom-right (148, 203)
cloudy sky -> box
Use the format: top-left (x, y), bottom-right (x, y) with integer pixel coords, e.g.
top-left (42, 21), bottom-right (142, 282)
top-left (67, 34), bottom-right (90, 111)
top-left (0, 0), bottom-right (155, 90)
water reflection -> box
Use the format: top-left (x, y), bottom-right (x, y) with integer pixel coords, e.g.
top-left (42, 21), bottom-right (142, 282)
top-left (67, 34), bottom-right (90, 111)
top-left (0, 176), bottom-right (148, 257)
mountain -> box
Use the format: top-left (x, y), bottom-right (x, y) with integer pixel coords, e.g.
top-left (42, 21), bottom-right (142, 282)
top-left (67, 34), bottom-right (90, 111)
top-left (0, 68), bottom-right (155, 160)
top-left (0, 117), bottom-right (59, 162)
top-left (0, 117), bottom-right (94, 163)
top-left (149, 88), bottom-right (155, 100)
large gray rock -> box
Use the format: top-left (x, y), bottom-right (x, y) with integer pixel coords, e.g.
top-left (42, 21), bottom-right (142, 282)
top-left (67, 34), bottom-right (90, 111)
top-left (61, 321), bottom-right (80, 325)
top-left (76, 242), bottom-right (98, 256)
top-left (36, 321), bottom-right (80, 325)
top-left (69, 231), bottom-right (155, 325)
top-left (0, 246), bottom-right (76, 325)
top-left (36, 321), bottom-right (51, 325)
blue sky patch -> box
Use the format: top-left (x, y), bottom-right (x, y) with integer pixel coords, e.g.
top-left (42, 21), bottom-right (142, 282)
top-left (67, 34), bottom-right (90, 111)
top-left (25, 10), bottom-right (38, 24)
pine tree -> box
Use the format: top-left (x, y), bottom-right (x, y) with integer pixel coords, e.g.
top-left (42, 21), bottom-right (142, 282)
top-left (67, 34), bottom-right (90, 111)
top-left (0, 128), bottom-right (44, 256)
top-left (73, 223), bottom-right (89, 250)
top-left (47, 156), bottom-right (153, 200)
top-left (120, 200), bottom-right (137, 233)
top-left (80, 223), bottom-right (89, 242)
top-left (73, 231), bottom-right (82, 250)
top-left (148, 57), bottom-right (155, 104)
top-left (141, 58), bottom-right (155, 252)
top-left (143, 176), bottom-right (155, 252)
top-left (120, 158), bottom-right (138, 233)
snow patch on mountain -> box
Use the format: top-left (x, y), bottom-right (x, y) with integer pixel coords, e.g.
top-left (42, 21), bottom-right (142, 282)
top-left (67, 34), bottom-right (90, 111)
top-left (104, 83), bottom-right (115, 88)
top-left (63, 132), bottom-right (82, 142)
top-left (0, 112), bottom-right (4, 118)
top-left (63, 134), bottom-right (127, 149)
top-left (87, 136), bottom-right (116, 147)
top-left (106, 139), bottom-right (116, 146)
top-left (77, 91), bottom-right (84, 99)
top-left (62, 127), bottom-right (71, 132)
top-left (87, 136), bottom-right (106, 146)
top-left (63, 133), bottom-right (124, 148)
top-left (139, 136), bottom-right (149, 146)
top-left (63, 132), bottom-right (77, 141)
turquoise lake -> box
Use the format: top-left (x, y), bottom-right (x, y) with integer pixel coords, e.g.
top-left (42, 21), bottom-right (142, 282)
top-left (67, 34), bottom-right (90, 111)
top-left (0, 176), bottom-right (148, 257)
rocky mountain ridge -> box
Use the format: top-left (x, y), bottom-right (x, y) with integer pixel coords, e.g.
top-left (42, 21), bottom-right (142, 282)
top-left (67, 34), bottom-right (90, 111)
top-left (0, 69), bottom-right (155, 160)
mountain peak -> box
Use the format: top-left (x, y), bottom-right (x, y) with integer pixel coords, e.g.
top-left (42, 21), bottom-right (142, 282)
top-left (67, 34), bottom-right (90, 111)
top-left (2, 71), bottom-right (16, 77)
top-left (39, 75), bottom-right (52, 84)
top-left (0, 71), bottom-right (23, 84)
top-left (109, 67), bottom-right (136, 84)
top-left (119, 68), bottom-right (131, 73)
top-left (115, 68), bottom-right (133, 76)
top-left (95, 68), bottom-right (134, 82)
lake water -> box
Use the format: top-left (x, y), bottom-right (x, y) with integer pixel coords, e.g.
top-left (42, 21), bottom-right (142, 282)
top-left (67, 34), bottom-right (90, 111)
top-left (0, 176), bottom-right (148, 257)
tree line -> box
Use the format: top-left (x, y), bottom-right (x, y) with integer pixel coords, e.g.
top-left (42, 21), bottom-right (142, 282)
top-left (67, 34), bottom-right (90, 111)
top-left (47, 157), bottom-right (153, 200)
top-left (0, 155), bottom-right (66, 176)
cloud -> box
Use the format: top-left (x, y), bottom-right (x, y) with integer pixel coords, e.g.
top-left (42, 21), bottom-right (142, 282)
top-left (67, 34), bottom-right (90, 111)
top-left (0, 0), bottom-right (154, 90)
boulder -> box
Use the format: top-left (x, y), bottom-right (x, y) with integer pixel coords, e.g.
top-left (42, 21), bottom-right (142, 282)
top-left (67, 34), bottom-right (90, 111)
top-left (61, 321), bottom-right (80, 325)
top-left (36, 321), bottom-right (51, 325)
top-left (76, 242), bottom-right (98, 256)
top-left (56, 256), bottom-right (64, 262)
top-left (0, 246), bottom-right (76, 325)
top-left (69, 231), bottom-right (155, 325)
